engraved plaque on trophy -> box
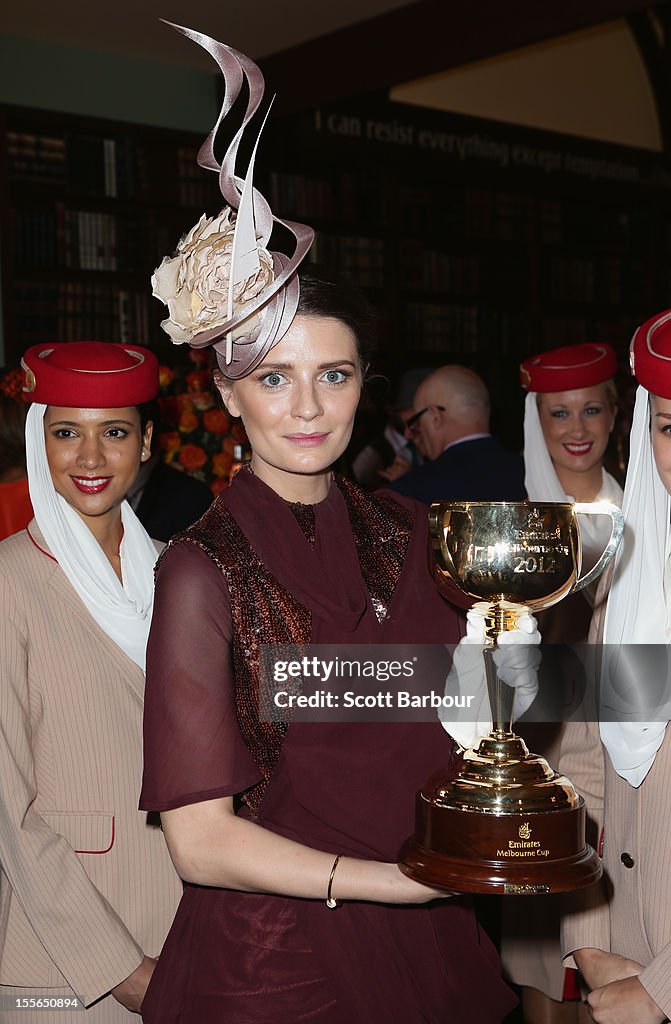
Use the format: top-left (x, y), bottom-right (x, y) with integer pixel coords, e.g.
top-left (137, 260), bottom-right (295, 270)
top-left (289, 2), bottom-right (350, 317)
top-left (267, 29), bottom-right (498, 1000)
top-left (399, 500), bottom-right (624, 895)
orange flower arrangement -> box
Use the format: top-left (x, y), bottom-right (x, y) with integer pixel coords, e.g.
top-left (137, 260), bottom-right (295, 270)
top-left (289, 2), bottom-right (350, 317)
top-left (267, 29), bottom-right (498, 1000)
top-left (210, 477), bottom-right (229, 496)
top-left (178, 444), bottom-right (208, 471)
top-left (158, 365), bottom-right (175, 388)
top-left (156, 356), bottom-right (248, 495)
top-left (158, 431), bottom-right (181, 453)
top-left (203, 409), bottom-right (229, 435)
top-left (211, 451), bottom-right (233, 478)
top-left (178, 409), bottom-right (200, 433)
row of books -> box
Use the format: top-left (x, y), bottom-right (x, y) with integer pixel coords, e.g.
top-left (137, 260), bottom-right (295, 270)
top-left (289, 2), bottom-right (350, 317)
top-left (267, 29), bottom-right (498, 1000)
top-left (538, 314), bottom-right (591, 350)
top-left (15, 200), bottom-right (653, 309)
top-left (563, 202), bottom-right (648, 251)
top-left (8, 130), bottom-right (212, 207)
top-left (545, 256), bottom-right (596, 304)
top-left (17, 207), bottom-right (116, 271)
top-left (403, 305), bottom-right (597, 356)
top-left (478, 309), bottom-right (536, 354)
top-left (269, 172), bottom-right (336, 221)
top-left (13, 281), bottom-right (153, 346)
top-left (177, 147), bottom-right (221, 211)
top-left (15, 205), bottom-right (161, 272)
top-left (225, 174), bottom-right (645, 252)
top-left (398, 242), bottom-right (480, 295)
top-left (268, 171), bottom-right (367, 225)
top-left (8, 131), bottom-right (151, 199)
top-left (403, 305), bottom-right (604, 356)
top-left (310, 233), bottom-right (385, 288)
top-left (386, 186), bottom-right (565, 244)
top-left (7, 132), bottom-right (67, 185)
top-left (405, 302), bottom-right (479, 352)
top-left (8, 137), bottom-right (223, 213)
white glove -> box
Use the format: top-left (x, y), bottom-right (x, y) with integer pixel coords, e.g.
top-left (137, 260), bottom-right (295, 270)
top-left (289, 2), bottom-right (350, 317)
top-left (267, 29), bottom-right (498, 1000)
top-left (440, 603), bottom-right (541, 750)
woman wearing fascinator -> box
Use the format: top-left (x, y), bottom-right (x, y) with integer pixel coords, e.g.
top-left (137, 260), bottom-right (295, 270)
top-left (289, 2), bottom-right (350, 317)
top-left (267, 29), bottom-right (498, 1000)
top-left (139, 23), bottom-right (521, 1024)
top-left (557, 311), bottom-right (671, 1024)
top-left (0, 343), bottom-right (182, 1021)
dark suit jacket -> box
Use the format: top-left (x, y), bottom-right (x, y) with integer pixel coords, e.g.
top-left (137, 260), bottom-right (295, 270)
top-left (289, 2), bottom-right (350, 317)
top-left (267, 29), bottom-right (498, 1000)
top-left (390, 435), bottom-right (526, 505)
top-left (136, 461), bottom-right (213, 542)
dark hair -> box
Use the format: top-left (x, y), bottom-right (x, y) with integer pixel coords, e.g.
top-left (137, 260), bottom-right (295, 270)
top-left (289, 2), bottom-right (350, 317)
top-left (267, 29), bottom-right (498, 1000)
top-left (0, 393), bottom-right (28, 474)
top-left (136, 400), bottom-right (159, 435)
top-left (296, 266), bottom-right (377, 369)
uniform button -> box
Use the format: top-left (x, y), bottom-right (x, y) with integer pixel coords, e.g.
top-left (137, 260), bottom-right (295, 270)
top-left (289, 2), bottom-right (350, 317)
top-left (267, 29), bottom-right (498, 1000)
top-left (620, 852), bottom-right (635, 868)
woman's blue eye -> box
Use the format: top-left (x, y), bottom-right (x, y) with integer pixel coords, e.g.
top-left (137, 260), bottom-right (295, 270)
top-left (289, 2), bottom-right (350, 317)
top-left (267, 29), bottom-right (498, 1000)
top-left (322, 369), bottom-right (348, 384)
top-left (550, 410), bottom-right (568, 419)
top-left (584, 406), bottom-right (603, 416)
top-left (261, 372), bottom-right (287, 388)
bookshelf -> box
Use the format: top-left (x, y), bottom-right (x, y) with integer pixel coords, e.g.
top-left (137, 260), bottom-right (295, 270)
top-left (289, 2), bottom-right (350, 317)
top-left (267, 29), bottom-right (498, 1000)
top-left (0, 105), bottom-right (221, 364)
top-left (3, 97), bottom-right (671, 390)
top-left (260, 96), bottom-right (671, 387)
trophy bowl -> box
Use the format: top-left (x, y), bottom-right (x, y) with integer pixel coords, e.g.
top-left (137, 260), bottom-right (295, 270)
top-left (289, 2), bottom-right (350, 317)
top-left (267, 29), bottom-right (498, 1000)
top-left (399, 500), bottom-right (623, 895)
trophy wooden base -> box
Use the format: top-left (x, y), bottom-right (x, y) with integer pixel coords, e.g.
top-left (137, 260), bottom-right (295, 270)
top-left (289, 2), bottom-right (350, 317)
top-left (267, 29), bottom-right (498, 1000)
top-left (399, 796), bottom-right (602, 895)
top-left (399, 737), bottom-right (602, 895)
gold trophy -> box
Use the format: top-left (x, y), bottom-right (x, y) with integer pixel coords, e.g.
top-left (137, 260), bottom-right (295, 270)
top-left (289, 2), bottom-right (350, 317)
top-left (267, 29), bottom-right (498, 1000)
top-left (399, 500), bottom-right (624, 895)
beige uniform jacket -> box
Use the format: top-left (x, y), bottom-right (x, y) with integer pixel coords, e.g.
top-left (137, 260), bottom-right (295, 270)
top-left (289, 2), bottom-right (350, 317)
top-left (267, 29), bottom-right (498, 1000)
top-left (559, 572), bottom-right (671, 1017)
top-left (0, 523), bottom-right (182, 1008)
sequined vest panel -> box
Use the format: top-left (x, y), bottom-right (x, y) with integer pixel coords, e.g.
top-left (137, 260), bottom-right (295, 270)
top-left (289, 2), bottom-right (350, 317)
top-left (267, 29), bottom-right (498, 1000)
top-left (172, 476), bottom-right (414, 816)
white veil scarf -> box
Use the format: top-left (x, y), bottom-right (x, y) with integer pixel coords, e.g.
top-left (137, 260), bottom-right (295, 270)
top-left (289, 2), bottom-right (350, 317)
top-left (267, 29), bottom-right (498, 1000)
top-left (523, 391), bottom-right (624, 576)
top-left (599, 387), bottom-right (670, 786)
top-left (25, 403), bottom-right (158, 671)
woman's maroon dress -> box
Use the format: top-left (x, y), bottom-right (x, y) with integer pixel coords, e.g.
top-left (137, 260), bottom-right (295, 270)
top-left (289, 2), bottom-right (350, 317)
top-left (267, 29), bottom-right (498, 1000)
top-left (140, 471), bottom-right (516, 1023)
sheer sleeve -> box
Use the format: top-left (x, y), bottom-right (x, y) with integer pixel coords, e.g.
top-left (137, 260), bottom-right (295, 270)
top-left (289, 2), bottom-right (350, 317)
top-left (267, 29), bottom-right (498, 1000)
top-left (140, 541), bottom-right (261, 811)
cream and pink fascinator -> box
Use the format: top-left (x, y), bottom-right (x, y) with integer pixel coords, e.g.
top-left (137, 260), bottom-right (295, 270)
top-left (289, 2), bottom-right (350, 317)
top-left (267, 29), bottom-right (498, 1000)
top-left (151, 22), bottom-right (314, 378)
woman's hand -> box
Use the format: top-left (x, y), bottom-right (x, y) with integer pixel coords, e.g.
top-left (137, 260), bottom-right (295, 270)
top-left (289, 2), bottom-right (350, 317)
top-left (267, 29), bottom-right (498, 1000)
top-left (570, 950), bottom-right (666, 1024)
top-left (587, 976), bottom-right (666, 1024)
top-left (325, 857), bottom-right (456, 905)
top-left (111, 955), bottom-right (157, 1014)
top-left (573, 947), bottom-right (643, 990)
top-left (440, 603), bottom-right (541, 750)
top-left (387, 863), bottom-right (458, 904)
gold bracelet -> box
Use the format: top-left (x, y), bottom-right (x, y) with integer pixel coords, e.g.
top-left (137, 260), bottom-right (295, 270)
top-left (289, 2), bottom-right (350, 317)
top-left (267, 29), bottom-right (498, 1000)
top-left (326, 854), bottom-right (342, 909)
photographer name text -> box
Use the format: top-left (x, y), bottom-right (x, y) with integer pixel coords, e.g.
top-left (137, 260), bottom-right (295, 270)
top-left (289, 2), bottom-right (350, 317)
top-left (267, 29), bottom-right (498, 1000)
top-left (273, 690), bottom-right (475, 710)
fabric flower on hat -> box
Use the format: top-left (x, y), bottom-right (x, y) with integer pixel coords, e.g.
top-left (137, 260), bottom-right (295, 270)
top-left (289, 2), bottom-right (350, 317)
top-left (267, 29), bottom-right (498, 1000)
top-left (152, 209), bottom-right (274, 346)
top-left (150, 23), bottom-right (313, 379)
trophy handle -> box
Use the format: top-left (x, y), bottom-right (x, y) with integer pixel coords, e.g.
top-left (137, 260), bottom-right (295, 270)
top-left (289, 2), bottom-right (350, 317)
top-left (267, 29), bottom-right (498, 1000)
top-left (570, 501), bottom-right (624, 594)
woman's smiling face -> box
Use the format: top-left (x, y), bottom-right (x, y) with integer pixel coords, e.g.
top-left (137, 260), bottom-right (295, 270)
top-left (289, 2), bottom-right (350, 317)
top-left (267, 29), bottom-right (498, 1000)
top-left (216, 314), bottom-right (362, 500)
top-left (537, 383), bottom-right (616, 477)
top-left (44, 405), bottom-right (151, 528)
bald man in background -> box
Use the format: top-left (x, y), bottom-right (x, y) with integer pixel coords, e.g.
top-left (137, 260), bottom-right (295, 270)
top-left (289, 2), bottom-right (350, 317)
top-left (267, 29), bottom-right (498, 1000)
top-left (390, 365), bottom-right (526, 504)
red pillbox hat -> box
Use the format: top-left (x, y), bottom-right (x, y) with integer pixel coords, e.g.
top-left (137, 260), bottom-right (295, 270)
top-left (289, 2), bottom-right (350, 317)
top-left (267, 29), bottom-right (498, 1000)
top-left (630, 310), bottom-right (671, 399)
top-left (21, 342), bottom-right (159, 406)
top-left (520, 343), bottom-right (617, 393)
